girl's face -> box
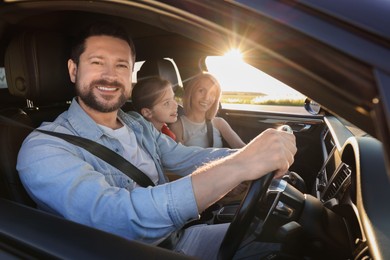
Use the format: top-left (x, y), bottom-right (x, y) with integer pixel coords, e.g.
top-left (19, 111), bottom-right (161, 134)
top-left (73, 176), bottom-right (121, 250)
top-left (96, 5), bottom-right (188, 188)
top-left (191, 79), bottom-right (218, 114)
top-left (148, 87), bottom-right (178, 128)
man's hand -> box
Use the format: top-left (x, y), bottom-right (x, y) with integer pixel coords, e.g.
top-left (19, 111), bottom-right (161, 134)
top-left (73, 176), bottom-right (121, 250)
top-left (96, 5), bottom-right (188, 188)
top-left (191, 126), bottom-right (297, 212)
top-left (232, 127), bottom-right (296, 180)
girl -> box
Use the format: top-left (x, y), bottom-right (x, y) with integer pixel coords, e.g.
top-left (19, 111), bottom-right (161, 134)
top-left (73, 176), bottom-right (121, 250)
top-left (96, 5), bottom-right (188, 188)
top-left (170, 73), bottom-right (245, 148)
top-left (131, 77), bottom-right (178, 140)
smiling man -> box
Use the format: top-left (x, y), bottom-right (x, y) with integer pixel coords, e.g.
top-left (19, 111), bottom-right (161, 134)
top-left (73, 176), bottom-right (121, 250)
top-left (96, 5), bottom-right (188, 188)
top-left (17, 22), bottom-right (296, 260)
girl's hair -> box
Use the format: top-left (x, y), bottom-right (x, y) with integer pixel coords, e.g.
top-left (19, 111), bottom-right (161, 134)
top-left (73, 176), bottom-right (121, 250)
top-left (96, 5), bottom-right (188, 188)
top-left (131, 76), bottom-right (172, 113)
top-left (183, 73), bottom-right (221, 120)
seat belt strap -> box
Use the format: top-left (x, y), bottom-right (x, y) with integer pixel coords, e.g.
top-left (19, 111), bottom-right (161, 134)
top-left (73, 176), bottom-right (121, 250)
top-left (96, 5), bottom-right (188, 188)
top-left (206, 119), bottom-right (214, 147)
top-left (37, 129), bottom-right (155, 188)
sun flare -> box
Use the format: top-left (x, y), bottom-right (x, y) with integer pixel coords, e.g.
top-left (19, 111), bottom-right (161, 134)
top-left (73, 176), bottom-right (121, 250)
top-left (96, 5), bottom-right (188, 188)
top-left (223, 49), bottom-right (243, 61)
top-left (206, 50), bottom-right (304, 98)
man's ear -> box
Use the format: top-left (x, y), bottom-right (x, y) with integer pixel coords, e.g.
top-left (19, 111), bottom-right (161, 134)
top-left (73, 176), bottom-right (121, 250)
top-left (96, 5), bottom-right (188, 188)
top-left (68, 59), bottom-right (77, 83)
top-left (140, 108), bottom-right (153, 119)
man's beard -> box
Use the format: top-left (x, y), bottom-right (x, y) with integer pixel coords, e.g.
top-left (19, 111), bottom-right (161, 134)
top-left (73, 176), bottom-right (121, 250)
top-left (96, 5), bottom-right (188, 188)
top-left (76, 79), bottom-right (129, 112)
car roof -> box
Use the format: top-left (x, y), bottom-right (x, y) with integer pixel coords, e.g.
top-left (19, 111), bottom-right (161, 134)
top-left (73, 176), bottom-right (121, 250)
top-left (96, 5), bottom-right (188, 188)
top-left (302, 0), bottom-right (390, 40)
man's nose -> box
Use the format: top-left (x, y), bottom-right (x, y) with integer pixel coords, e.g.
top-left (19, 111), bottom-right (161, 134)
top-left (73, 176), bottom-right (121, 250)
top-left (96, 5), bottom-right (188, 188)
top-left (101, 64), bottom-right (117, 80)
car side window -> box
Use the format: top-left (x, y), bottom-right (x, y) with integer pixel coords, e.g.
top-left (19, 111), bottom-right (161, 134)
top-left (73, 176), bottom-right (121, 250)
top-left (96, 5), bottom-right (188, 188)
top-left (0, 68), bottom-right (7, 89)
top-left (205, 54), bottom-right (308, 115)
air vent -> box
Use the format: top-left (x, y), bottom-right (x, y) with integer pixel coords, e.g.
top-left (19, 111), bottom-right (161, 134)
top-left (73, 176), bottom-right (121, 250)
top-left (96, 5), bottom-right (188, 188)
top-left (322, 163), bottom-right (351, 202)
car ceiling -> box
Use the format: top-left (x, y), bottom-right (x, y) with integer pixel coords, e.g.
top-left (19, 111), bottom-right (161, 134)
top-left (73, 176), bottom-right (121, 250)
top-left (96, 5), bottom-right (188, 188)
top-left (0, 0), bottom-right (387, 141)
top-left (300, 0), bottom-right (390, 41)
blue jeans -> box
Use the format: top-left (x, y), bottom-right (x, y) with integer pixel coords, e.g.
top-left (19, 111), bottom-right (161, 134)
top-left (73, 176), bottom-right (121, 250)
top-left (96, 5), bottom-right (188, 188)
top-left (174, 223), bottom-right (280, 260)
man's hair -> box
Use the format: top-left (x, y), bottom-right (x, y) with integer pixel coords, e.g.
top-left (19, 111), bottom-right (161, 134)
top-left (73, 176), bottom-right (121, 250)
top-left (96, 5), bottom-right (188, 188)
top-left (183, 72), bottom-right (221, 120)
top-left (70, 22), bottom-right (136, 65)
top-left (132, 76), bottom-right (172, 114)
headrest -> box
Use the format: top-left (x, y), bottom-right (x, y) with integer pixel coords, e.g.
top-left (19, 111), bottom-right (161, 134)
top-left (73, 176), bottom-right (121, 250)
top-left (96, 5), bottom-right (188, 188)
top-left (4, 31), bottom-right (75, 104)
top-left (137, 59), bottom-right (182, 92)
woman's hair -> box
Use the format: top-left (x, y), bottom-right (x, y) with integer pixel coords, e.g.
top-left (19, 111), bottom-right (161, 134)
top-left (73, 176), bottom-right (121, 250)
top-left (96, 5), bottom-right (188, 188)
top-left (183, 73), bottom-right (221, 120)
top-left (131, 76), bottom-right (172, 113)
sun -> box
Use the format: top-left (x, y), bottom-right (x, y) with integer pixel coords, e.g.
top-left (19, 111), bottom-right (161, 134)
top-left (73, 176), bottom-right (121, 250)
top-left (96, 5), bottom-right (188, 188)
top-left (223, 49), bottom-right (243, 62)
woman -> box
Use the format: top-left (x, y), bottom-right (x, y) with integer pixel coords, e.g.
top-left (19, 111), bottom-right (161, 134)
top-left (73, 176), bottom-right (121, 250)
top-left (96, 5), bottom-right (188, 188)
top-left (131, 76), bottom-right (178, 140)
top-left (170, 73), bottom-right (245, 148)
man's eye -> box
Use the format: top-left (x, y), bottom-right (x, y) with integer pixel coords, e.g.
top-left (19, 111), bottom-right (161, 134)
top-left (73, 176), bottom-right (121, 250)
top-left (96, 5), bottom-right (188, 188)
top-left (91, 61), bottom-right (102, 65)
top-left (117, 64), bottom-right (129, 69)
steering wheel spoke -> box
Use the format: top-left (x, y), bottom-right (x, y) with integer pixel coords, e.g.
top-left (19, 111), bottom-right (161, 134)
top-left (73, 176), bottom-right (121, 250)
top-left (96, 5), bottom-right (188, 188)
top-left (218, 172), bottom-right (275, 260)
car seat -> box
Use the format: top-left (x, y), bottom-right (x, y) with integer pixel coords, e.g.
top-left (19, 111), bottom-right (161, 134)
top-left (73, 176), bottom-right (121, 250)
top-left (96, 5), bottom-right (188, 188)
top-left (5, 30), bottom-right (75, 126)
top-left (0, 30), bottom-right (74, 206)
top-left (136, 58), bottom-right (184, 115)
top-left (137, 58), bottom-right (182, 92)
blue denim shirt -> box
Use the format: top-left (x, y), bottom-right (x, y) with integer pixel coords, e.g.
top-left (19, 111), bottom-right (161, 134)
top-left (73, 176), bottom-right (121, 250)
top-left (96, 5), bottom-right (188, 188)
top-left (17, 98), bottom-right (232, 244)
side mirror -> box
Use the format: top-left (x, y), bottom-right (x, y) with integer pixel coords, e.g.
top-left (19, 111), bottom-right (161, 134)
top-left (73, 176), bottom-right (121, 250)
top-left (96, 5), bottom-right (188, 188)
top-left (304, 98), bottom-right (321, 115)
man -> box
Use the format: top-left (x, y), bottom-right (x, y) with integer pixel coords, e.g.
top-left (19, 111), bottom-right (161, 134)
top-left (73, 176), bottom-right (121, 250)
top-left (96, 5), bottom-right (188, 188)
top-left (17, 23), bottom-right (296, 259)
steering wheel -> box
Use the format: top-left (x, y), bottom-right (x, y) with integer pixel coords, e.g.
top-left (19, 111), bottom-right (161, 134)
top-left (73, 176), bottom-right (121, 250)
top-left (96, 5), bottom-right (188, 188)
top-left (218, 172), bottom-right (275, 260)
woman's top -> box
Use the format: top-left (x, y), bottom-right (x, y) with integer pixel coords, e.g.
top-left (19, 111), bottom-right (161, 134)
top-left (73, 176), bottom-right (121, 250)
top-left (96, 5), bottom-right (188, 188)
top-left (180, 115), bottom-right (223, 148)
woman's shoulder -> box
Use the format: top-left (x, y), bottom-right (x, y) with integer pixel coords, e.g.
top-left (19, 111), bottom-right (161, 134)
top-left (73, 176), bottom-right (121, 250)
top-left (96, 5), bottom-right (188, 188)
top-left (211, 116), bottom-right (227, 127)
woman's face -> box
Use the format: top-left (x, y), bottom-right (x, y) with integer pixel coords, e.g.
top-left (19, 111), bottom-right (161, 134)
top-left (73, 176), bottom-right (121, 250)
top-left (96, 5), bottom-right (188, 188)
top-left (191, 79), bottom-right (218, 114)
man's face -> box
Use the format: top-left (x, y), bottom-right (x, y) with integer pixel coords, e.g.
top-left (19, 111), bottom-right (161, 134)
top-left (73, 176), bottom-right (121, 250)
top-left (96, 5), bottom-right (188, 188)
top-left (69, 35), bottom-right (133, 113)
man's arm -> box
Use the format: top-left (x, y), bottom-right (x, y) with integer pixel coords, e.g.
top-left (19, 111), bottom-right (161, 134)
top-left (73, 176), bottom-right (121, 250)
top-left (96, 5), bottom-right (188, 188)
top-left (17, 129), bottom-right (199, 244)
top-left (191, 128), bottom-right (296, 212)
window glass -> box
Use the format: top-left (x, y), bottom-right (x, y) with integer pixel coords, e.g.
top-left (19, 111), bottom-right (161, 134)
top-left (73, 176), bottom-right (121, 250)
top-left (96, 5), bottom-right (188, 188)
top-left (205, 55), bottom-right (308, 115)
top-left (0, 68), bottom-right (7, 89)
top-left (132, 61), bottom-right (145, 83)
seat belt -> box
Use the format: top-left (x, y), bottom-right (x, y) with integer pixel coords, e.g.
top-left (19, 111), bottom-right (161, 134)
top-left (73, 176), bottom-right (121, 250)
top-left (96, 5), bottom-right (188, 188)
top-left (206, 119), bottom-right (214, 147)
top-left (37, 129), bottom-right (155, 187)
top-left (0, 112), bottom-right (155, 187)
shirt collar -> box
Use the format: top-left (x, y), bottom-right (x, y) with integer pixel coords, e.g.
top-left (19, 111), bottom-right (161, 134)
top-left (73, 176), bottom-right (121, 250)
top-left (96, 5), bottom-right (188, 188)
top-left (67, 98), bottom-right (106, 141)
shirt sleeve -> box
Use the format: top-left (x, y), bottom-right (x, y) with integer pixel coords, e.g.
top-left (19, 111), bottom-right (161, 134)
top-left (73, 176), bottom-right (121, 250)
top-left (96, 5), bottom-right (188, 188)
top-left (17, 130), bottom-right (199, 245)
top-left (156, 133), bottom-right (237, 176)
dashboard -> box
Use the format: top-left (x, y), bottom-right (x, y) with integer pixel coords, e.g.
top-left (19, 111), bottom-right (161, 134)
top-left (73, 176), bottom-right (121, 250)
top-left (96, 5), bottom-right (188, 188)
top-left (315, 128), bottom-right (352, 204)
top-left (314, 116), bottom-right (362, 205)
top-left (313, 115), bottom-right (373, 258)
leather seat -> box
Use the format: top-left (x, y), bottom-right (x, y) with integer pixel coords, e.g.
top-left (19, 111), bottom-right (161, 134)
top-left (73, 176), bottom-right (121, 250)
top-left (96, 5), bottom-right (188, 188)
top-left (0, 108), bottom-right (35, 206)
top-left (0, 30), bottom-right (74, 206)
top-left (135, 58), bottom-right (184, 115)
top-left (137, 59), bottom-right (183, 92)
top-left (5, 30), bottom-right (75, 126)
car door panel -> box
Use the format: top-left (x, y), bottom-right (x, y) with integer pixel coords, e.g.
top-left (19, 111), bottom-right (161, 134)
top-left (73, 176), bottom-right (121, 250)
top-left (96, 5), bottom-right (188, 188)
top-left (219, 108), bottom-right (325, 191)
